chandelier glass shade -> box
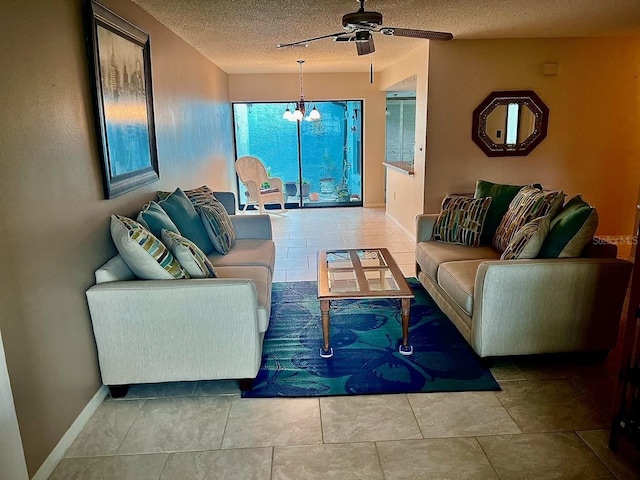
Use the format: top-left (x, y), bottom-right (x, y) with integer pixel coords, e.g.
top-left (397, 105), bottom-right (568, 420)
top-left (283, 60), bottom-right (321, 122)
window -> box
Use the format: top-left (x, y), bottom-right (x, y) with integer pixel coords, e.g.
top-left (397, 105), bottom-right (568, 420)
top-left (385, 97), bottom-right (416, 167)
top-left (233, 101), bottom-right (363, 208)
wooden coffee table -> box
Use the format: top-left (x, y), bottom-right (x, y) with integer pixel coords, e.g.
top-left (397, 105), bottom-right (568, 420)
top-left (317, 248), bottom-right (415, 358)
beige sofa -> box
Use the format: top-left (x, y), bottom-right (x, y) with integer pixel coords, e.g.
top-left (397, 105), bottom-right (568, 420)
top-left (86, 192), bottom-right (274, 396)
top-left (415, 214), bottom-right (632, 358)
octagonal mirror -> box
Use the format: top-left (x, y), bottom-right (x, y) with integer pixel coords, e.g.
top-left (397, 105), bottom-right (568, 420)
top-left (471, 90), bottom-right (549, 157)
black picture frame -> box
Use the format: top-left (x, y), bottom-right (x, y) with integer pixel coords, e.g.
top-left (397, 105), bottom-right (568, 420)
top-left (86, 1), bottom-right (159, 198)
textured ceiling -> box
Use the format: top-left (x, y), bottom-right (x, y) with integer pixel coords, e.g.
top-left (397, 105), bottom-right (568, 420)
top-left (131, 0), bottom-right (640, 73)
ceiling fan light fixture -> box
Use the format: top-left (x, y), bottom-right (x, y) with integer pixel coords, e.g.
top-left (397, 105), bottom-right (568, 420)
top-left (355, 30), bottom-right (375, 55)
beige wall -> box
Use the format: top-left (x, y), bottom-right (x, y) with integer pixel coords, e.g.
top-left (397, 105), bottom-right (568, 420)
top-left (0, 0), bottom-right (233, 475)
top-left (228, 73), bottom-right (386, 206)
top-left (379, 44), bottom-right (430, 236)
top-left (425, 38), bottom-right (640, 241)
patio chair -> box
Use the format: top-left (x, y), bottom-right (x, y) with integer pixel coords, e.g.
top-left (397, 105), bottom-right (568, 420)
top-left (235, 156), bottom-right (286, 213)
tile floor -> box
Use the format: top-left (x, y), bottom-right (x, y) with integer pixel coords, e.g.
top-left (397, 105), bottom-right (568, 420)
top-left (50, 207), bottom-right (640, 479)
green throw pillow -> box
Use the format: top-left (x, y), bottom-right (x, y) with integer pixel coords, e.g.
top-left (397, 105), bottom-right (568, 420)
top-left (537, 195), bottom-right (598, 258)
top-left (158, 188), bottom-right (215, 254)
top-left (474, 180), bottom-right (542, 245)
top-left (158, 185), bottom-right (215, 208)
top-left (431, 195), bottom-right (492, 247)
top-left (136, 201), bottom-right (181, 239)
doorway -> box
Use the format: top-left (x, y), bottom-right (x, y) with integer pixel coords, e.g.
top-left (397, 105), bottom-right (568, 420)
top-left (233, 101), bottom-right (363, 209)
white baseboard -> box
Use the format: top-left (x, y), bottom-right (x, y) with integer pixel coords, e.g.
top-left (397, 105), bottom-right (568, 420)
top-left (363, 203), bottom-right (386, 208)
top-left (385, 211), bottom-right (416, 241)
top-left (32, 385), bottom-right (108, 480)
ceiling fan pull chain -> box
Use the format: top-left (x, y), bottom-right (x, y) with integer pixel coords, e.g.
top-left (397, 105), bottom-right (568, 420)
top-left (370, 51), bottom-right (375, 84)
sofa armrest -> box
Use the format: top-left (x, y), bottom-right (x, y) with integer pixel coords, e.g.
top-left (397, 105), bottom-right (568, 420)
top-left (472, 258), bottom-right (632, 356)
top-left (86, 278), bottom-right (263, 384)
top-left (230, 214), bottom-right (272, 240)
top-left (416, 214), bottom-right (438, 243)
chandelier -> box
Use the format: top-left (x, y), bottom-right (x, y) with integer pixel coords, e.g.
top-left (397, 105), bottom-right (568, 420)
top-left (283, 60), bottom-right (320, 122)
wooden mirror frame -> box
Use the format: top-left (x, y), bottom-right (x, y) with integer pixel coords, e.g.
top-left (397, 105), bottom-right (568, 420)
top-left (471, 90), bottom-right (549, 157)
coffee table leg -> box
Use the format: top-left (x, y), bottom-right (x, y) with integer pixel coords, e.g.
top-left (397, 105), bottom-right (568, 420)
top-left (399, 297), bottom-right (413, 356)
top-left (320, 299), bottom-right (334, 358)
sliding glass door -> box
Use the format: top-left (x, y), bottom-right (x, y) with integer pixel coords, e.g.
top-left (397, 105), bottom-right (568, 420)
top-left (233, 101), bottom-right (363, 209)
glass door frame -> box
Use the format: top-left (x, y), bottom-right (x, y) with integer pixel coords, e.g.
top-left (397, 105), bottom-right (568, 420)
top-left (232, 100), bottom-right (364, 211)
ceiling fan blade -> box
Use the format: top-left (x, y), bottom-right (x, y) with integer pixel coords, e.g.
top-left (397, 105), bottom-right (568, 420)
top-left (379, 27), bottom-right (453, 41)
top-left (277, 32), bottom-right (347, 48)
top-left (334, 34), bottom-right (356, 42)
top-left (355, 30), bottom-right (375, 56)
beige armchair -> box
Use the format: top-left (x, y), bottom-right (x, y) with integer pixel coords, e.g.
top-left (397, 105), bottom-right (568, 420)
top-left (235, 156), bottom-right (286, 213)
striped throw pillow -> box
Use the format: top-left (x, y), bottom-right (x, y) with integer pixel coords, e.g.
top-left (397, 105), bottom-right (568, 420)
top-left (199, 199), bottom-right (237, 254)
top-left (493, 186), bottom-right (564, 252)
top-left (110, 215), bottom-right (189, 280)
top-left (431, 196), bottom-right (492, 247)
top-left (500, 216), bottom-right (551, 260)
top-left (161, 230), bottom-right (217, 278)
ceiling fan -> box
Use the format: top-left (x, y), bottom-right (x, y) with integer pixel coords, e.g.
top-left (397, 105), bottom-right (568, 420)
top-left (276, 0), bottom-right (453, 56)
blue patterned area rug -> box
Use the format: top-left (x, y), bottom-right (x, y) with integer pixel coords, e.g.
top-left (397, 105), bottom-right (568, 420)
top-left (242, 278), bottom-right (500, 398)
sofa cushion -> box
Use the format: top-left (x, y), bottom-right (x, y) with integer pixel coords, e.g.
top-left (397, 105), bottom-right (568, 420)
top-left (500, 215), bottom-right (551, 260)
top-left (199, 200), bottom-right (237, 254)
top-left (158, 188), bottom-right (215, 254)
top-left (136, 201), bottom-right (181, 239)
top-left (214, 265), bottom-right (272, 333)
top-left (161, 230), bottom-right (217, 278)
top-left (110, 215), bottom-right (189, 280)
top-left (538, 195), bottom-right (599, 258)
top-left (437, 260), bottom-right (485, 317)
top-left (493, 186), bottom-right (564, 252)
top-left (474, 180), bottom-right (542, 244)
top-left (207, 239), bottom-right (276, 274)
top-left (431, 195), bottom-right (492, 247)
top-left (416, 241), bottom-right (500, 279)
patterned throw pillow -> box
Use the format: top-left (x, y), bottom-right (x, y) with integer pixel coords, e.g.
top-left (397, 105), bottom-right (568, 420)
top-left (474, 180), bottom-right (543, 245)
top-left (110, 215), bottom-right (189, 280)
top-left (500, 216), bottom-right (551, 260)
top-left (431, 196), bottom-right (492, 247)
top-left (161, 230), bottom-right (217, 278)
top-left (199, 198), bottom-right (237, 254)
top-left (158, 185), bottom-right (215, 207)
top-left (493, 186), bottom-right (564, 252)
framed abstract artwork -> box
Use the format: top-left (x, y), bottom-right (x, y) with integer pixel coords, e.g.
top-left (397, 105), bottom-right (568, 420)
top-left (86, 1), bottom-right (159, 198)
